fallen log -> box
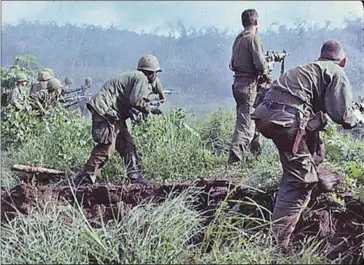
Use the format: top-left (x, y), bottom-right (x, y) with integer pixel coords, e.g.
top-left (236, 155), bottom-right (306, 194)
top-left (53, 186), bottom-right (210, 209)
top-left (11, 164), bottom-right (66, 175)
top-left (11, 164), bottom-right (66, 182)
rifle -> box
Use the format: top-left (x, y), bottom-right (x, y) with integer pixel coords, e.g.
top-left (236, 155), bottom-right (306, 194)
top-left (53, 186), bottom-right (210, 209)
top-left (62, 87), bottom-right (85, 96)
top-left (265, 50), bottom-right (290, 74)
top-left (163, 89), bottom-right (179, 95)
top-left (61, 95), bottom-right (88, 109)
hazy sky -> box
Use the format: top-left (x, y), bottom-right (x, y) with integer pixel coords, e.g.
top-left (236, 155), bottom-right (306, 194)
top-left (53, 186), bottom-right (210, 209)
top-left (2, 1), bottom-right (363, 35)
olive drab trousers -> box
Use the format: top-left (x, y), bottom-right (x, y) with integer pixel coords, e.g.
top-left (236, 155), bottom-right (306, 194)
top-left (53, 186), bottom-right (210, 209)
top-left (84, 111), bottom-right (142, 183)
top-left (254, 105), bottom-right (319, 247)
top-left (228, 76), bottom-right (260, 164)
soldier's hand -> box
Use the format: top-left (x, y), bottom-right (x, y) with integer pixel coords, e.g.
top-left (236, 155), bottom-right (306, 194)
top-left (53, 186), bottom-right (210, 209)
top-left (267, 62), bottom-right (274, 72)
top-left (264, 74), bottom-right (273, 84)
top-left (150, 107), bottom-right (162, 115)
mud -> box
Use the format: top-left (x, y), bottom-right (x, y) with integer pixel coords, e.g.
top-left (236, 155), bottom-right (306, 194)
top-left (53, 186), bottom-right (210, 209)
top-left (1, 178), bottom-right (364, 263)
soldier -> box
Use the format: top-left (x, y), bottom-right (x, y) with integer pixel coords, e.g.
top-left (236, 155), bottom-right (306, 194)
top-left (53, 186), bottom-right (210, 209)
top-left (9, 73), bottom-right (29, 110)
top-left (227, 9), bottom-right (272, 166)
top-left (63, 76), bottom-right (74, 92)
top-left (148, 77), bottom-right (166, 103)
top-left (72, 54), bottom-right (164, 186)
top-left (252, 40), bottom-right (364, 248)
top-left (81, 76), bottom-right (93, 95)
top-left (29, 78), bottom-right (63, 114)
top-left (29, 68), bottom-right (54, 95)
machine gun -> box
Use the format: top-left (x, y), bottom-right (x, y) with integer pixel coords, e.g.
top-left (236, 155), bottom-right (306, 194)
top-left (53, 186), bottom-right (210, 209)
top-left (265, 50), bottom-right (290, 74)
top-left (253, 50), bottom-right (290, 108)
top-left (62, 86), bottom-right (85, 96)
top-left (61, 95), bottom-right (88, 109)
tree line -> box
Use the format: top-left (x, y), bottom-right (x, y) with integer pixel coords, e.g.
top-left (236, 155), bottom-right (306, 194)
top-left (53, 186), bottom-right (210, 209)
top-left (2, 18), bottom-right (363, 112)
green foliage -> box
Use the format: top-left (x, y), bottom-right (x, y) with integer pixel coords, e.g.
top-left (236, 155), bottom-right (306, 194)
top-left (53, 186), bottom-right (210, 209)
top-left (1, 106), bottom-right (92, 184)
top-left (1, 54), bottom-right (38, 107)
top-left (1, 190), bottom-right (202, 264)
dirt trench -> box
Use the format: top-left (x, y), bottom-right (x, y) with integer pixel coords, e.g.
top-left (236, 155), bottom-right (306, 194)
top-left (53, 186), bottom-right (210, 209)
top-left (1, 178), bottom-right (364, 263)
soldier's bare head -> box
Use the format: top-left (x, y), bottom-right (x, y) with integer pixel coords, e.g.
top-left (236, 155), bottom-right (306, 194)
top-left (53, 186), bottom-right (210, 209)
top-left (241, 9), bottom-right (259, 31)
top-left (320, 40), bottom-right (347, 67)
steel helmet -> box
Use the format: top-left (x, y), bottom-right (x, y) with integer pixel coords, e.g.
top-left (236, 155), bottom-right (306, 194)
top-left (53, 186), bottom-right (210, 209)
top-left (85, 76), bottom-right (92, 85)
top-left (47, 78), bottom-right (63, 91)
top-left (16, 73), bottom-right (28, 82)
top-left (137, 54), bottom-right (162, 72)
top-left (43, 68), bottom-right (54, 78)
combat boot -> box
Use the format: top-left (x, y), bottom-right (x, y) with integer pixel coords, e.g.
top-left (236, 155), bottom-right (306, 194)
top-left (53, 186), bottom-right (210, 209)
top-left (71, 171), bottom-right (94, 188)
top-left (128, 172), bottom-right (152, 187)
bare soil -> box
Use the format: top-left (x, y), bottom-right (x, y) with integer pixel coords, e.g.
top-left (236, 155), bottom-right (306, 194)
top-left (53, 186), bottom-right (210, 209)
top-left (1, 177), bottom-right (363, 263)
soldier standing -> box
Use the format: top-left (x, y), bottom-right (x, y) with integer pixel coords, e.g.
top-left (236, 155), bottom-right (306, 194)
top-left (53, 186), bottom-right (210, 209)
top-left (252, 40), bottom-right (364, 248)
top-left (72, 54), bottom-right (163, 186)
top-left (228, 9), bottom-right (272, 166)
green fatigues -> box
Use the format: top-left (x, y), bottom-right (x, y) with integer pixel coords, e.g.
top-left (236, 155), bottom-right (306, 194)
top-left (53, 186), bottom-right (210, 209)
top-left (252, 60), bottom-right (360, 246)
top-left (29, 89), bottom-right (60, 112)
top-left (149, 77), bottom-right (165, 102)
top-left (228, 30), bottom-right (271, 164)
top-left (9, 87), bottom-right (28, 110)
top-left (84, 71), bottom-right (158, 183)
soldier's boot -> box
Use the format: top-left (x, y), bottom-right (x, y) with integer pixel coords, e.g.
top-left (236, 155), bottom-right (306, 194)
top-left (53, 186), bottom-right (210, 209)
top-left (273, 213), bottom-right (301, 249)
top-left (71, 171), bottom-right (94, 188)
top-left (128, 171), bottom-right (152, 187)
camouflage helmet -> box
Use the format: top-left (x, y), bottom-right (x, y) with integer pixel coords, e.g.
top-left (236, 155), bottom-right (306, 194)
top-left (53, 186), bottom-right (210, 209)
top-left (47, 78), bottom-right (63, 91)
top-left (16, 72), bottom-right (28, 82)
top-left (64, 76), bottom-right (73, 85)
top-left (137, 54), bottom-right (162, 72)
top-left (85, 76), bottom-right (92, 85)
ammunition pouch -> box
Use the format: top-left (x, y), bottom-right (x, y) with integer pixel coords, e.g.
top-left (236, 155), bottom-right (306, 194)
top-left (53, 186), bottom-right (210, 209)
top-left (306, 112), bottom-right (328, 132)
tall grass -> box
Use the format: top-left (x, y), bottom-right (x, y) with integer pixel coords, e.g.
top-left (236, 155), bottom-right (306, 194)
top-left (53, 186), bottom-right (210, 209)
top-left (1, 107), bottom-right (363, 264)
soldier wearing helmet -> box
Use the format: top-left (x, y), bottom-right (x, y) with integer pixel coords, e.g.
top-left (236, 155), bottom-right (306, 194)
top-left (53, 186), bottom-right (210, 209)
top-left (29, 78), bottom-right (63, 114)
top-left (84, 77), bottom-right (92, 89)
top-left (78, 77), bottom-right (93, 115)
top-left (9, 72), bottom-right (29, 110)
top-left (64, 76), bottom-right (74, 92)
top-left (72, 54), bottom-right (164, 187)
top-left (29, 68), bottom-right (54, 95)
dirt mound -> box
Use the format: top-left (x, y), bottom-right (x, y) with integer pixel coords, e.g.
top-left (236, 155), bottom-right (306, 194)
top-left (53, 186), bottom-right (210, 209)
top-left (1, 178), bottom-right (364, 263)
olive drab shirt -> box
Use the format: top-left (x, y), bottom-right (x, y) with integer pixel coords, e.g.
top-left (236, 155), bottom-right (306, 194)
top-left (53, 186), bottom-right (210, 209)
top-left (10, 87), bottom-right (28, 110)
top-left (229, 30), bottom-right (270, 79)
top-left (88, 71), bottom-right (156, 121)
top-left (253, 60), bottom-right (360, 129)
top-left (148, 77), bottom-right (165, 102)
top-left (29, 89), bottom-right (60, 111)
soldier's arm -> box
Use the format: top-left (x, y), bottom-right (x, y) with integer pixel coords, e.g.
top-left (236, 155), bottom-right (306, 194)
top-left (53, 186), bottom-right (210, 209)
top-left (324, 70), bottom-right (361, 129)
top-left (249, 35), bottom-right (272, 82)
top-left (29, 91), bottom-right (47, 114)
top-left (154, 78), bottom-right (166, 103)
top-left (129, 75), bottom-right (161, 114)
top-left (10, 89), bottom-right (24, 110)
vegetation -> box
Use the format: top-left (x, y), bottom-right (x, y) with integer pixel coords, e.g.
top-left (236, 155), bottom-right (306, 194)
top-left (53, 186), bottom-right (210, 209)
top-left (1, 15), bottom-right (364, 263)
